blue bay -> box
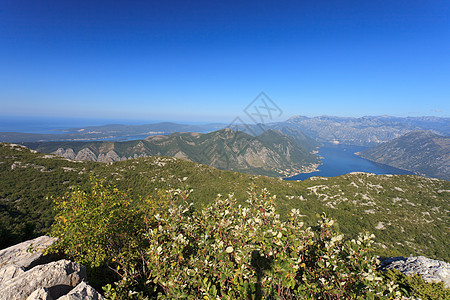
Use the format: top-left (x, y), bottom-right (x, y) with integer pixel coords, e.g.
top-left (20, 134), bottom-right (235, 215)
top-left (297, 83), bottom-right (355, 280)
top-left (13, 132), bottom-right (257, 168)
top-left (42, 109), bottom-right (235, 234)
top-left (286, 144), bottom-right (414, 181)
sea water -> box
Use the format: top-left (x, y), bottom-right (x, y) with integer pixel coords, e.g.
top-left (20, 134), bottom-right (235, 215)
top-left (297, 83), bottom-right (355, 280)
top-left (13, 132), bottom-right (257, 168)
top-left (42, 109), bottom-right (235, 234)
top-left (285, 144), bottom-right (414, 181)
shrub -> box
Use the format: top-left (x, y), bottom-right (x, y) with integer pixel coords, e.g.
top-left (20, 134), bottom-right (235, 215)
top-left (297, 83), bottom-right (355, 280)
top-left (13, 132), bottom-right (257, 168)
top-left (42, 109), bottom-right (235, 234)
top-left (50, 179), bottom-right (407, 299)
top-left (380, 269), bottom-right (449, 300)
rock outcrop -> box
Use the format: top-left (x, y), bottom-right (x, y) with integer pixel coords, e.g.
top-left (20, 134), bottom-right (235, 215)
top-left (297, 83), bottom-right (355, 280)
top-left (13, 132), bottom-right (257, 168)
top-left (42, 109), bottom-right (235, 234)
top-left (0, 259), bottom-right (87, 299)
top-left (58, 281), bottom-right (104, 300)
top-left (0, 236), bottom-right (103, 300)
top-left (97, 150), bottom-right (122, 163)
top-left (0, 236), bottom-right (57, 286)
top-left (74, 148), bottom-right (97, 162)
top-left (380, 256), bottom-right (450, 288)
top-left (53, 148), bottom-right (76, 160)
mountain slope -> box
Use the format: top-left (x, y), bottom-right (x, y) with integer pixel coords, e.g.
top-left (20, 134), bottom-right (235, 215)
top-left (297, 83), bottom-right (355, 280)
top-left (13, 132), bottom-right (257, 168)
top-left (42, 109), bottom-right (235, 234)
top-left (24, 128), bottom-right (320, 177)
top-left (1, 143), bottom-right (449, 262)
top-left (265, 126), bottom-right (320, 152)
top-left (357, 131), bottom-right (450, 180)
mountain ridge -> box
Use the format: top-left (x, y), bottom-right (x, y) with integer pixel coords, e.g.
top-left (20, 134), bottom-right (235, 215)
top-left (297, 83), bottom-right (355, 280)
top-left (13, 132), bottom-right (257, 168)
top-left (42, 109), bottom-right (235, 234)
top-left (281, 115), bottom-right (449, 146)
top-left (356, 130), bottom-right (450, 180)
top-left (23, 128), bottom-right (320, 177)
top-left (1, 115), bottom-right (448, 146)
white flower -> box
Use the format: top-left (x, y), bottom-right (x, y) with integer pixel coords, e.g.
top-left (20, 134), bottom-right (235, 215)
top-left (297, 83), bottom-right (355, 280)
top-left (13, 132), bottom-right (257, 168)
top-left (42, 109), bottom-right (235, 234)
top-left (331, 234), bottom-right (343, 243)
top-left (225, 246), bottom-right (234, 253)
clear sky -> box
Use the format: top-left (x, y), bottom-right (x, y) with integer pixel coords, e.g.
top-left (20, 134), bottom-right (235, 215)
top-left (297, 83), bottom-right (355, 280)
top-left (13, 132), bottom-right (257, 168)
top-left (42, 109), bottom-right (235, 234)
top-left (1, 0), bottom-right (449, 123)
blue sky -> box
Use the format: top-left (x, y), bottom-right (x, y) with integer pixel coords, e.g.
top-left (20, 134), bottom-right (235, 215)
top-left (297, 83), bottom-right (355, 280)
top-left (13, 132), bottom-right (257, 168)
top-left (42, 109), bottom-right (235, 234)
top-left (1, 0), bottom-right (449, 123)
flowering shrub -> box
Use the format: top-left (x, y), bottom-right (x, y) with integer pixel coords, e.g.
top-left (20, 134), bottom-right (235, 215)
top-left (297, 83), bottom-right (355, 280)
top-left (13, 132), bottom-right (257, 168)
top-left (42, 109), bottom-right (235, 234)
top-left (50, 179), bottom-right (406, 299)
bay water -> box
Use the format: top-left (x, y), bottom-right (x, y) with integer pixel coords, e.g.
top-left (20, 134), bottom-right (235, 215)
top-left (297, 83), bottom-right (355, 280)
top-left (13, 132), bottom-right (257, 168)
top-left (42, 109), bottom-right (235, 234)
top-left (286, 144), bottom-right (414, 181)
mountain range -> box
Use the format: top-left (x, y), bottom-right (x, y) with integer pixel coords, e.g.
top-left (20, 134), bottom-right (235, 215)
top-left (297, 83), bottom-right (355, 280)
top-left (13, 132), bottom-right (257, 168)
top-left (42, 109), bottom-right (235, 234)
top-left (24, 128), bottom-right (320, 177)
top-left (1, 116), bottom-right (448, 147)
top-left (357, 131), bottom-right (450, 180)
top-left (2, 115), bottom-right (448, 180)
top-left (279, 115), bottom-right (450, 146)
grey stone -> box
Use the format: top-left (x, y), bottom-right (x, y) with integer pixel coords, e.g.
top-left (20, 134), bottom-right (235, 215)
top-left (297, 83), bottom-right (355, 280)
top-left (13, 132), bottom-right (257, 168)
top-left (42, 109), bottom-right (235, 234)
top-left (27, 287), bottom-right (54, 300)
top-left (57, 281), bottom-right (104, 300)
top-left (75, 148), bottom-right (97, 161)
top-left (97, 150), bottom-right (121, 163)
top-left (52, 148), bottom-right (76, 160)
top-left (0, 259), bottom-right (87, 300)
top-left (0, 264), bottom-right (25, 286)
top-left (380, 256), bottom-right (450, 288)
top-left (0, 236), bottom-right (56, 286)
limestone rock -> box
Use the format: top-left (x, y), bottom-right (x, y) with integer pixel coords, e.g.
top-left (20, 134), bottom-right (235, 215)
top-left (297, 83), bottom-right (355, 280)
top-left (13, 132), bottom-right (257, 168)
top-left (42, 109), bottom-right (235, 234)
top-left (0, 259), bottom-right (87, 300)
top-left (0, 236), bottom-right (57, 286)
top-left (58, 281), bottom-right (104, 300)
top-left (380, 256), bottom-right (450, 288)
top-left (97, 150), bottom-right (121, 163)
top-left (52, 148), bottom-right (76, 160)
top-left (26, 287), bottom-right (53, 300)
top-left (0, 264), bottom-right (25, 286)
top-left (75, 148), bottom-right (97, 161)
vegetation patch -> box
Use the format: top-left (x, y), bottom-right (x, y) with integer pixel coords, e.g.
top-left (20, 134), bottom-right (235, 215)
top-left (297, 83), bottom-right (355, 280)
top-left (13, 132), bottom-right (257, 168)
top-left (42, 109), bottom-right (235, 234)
top-left (50, 179), bottom-right (406, 299)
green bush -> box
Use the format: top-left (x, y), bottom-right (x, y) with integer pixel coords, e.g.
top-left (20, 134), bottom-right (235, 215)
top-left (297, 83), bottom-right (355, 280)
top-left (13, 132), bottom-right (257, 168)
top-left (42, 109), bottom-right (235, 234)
top-left (50, 179), bottom-right (408, 299)
top-left (380, 269), bottom-right (449, 300)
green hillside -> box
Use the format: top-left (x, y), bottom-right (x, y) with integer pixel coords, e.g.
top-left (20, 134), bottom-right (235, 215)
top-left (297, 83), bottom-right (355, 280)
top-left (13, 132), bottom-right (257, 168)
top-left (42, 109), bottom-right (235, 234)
top-left (1, 143), bottom-right (448, 262)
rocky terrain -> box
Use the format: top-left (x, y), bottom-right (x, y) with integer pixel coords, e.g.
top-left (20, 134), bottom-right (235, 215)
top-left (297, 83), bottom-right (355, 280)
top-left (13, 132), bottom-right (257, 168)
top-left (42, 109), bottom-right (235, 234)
top-left (357, 131), bottom-right (450, 180)
top-left (0, 236), bottom-right (103, 300)
top-left (23, 128), bottom-right (320, 177)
